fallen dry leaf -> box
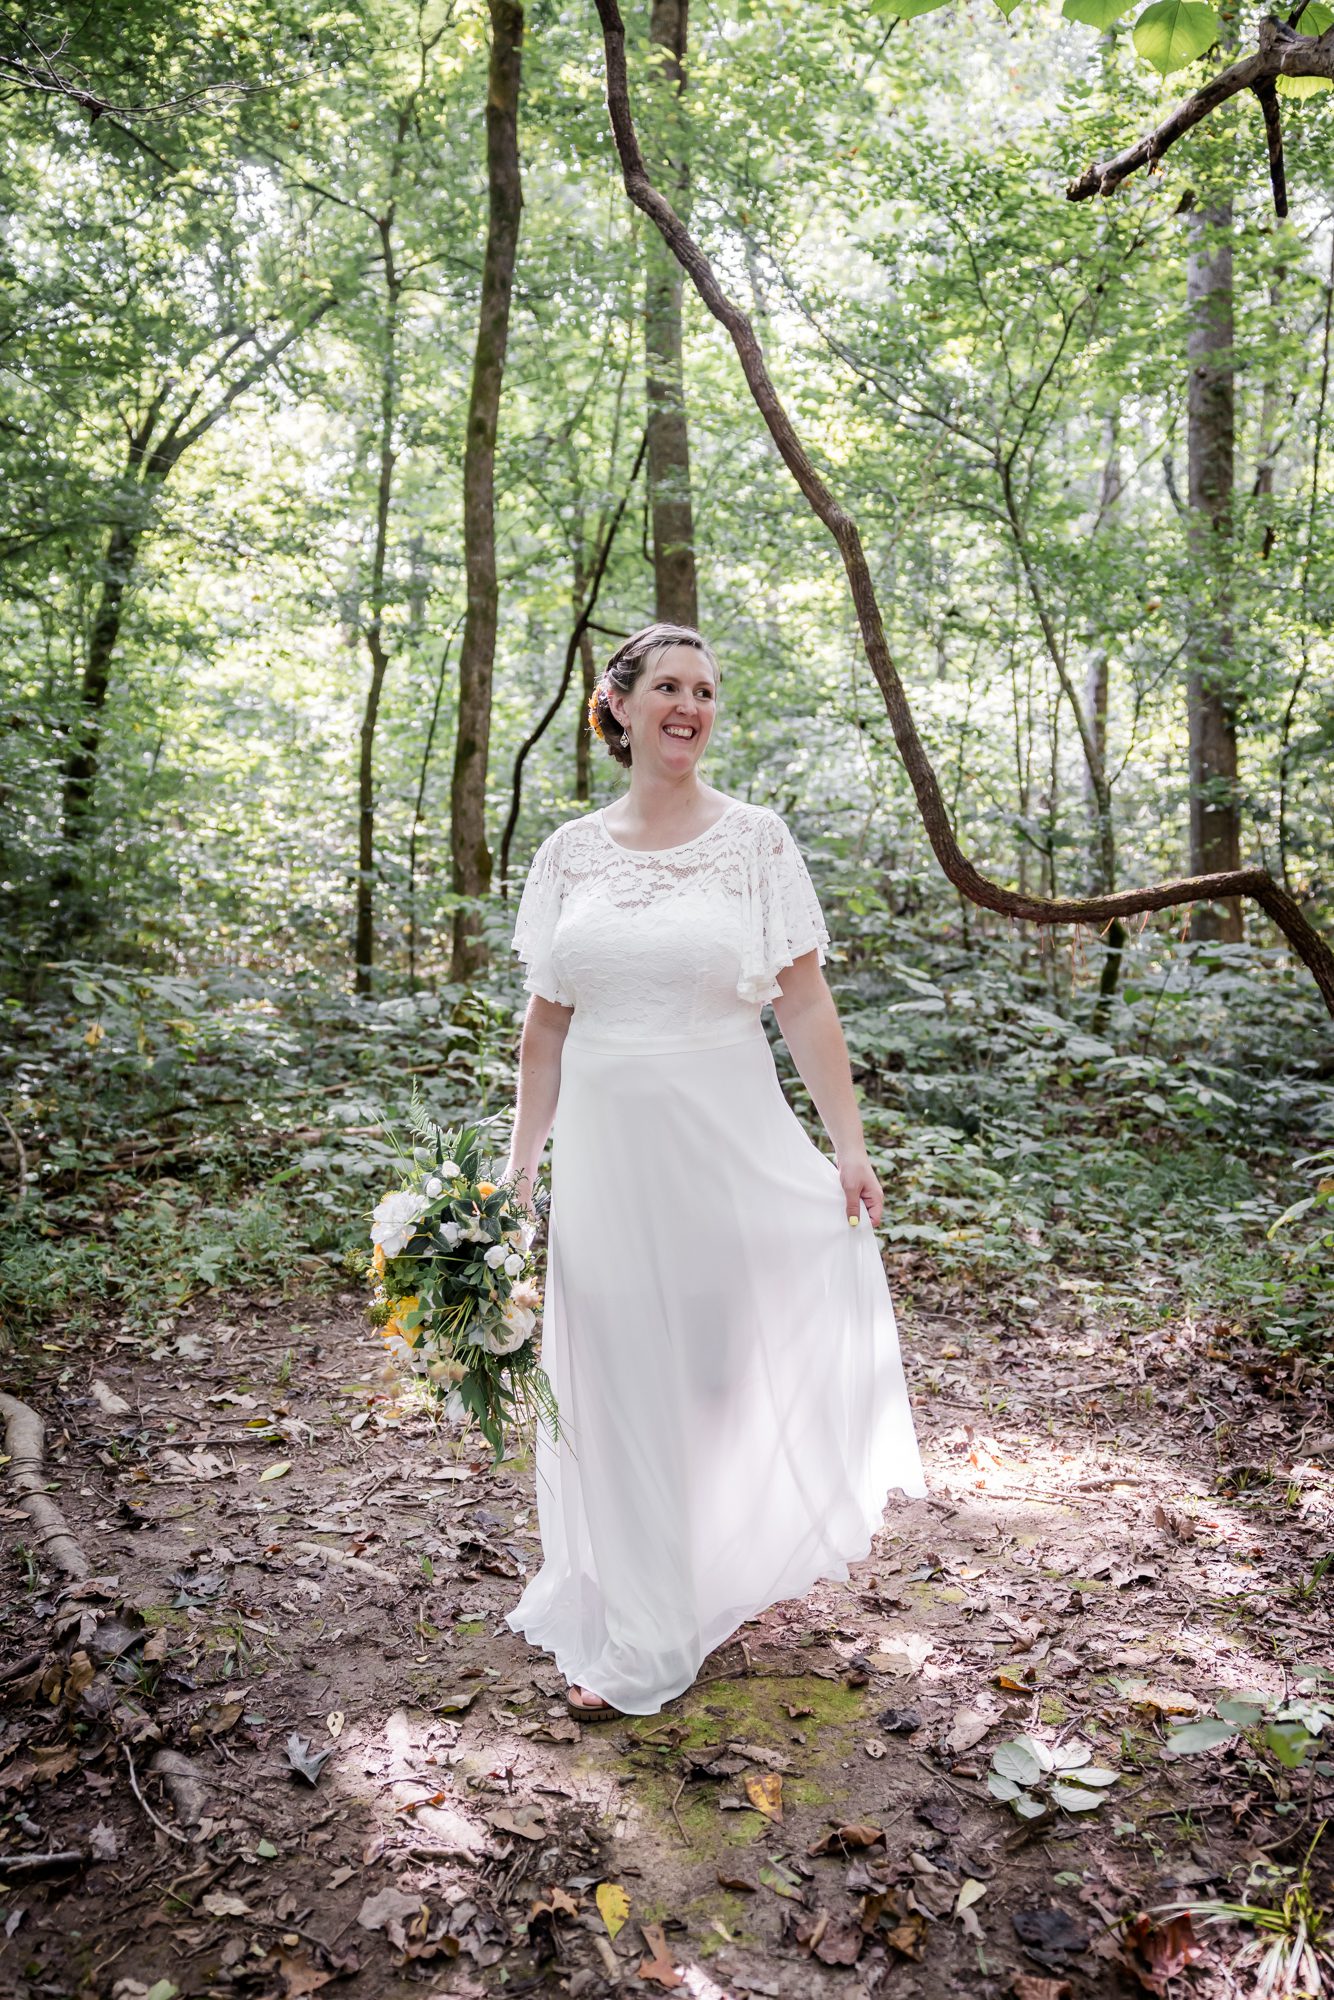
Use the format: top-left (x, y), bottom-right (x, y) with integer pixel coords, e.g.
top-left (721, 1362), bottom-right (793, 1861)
top-left (356, 1885), bottom-right (422, 1952)
top-left (1011, 1979), bottom-right (1072, 2000)
top-left (636, 1920), bottom-right (684, 1989)
top-left (1120, 1912), bottom-right (1205, 1994)
top-left (743, 1771), bottom-right (783, 1822)
top-left (807, 1822), bottom-right (887, 1857)
top-left (486, 1804), bottom-right (547, 1842)
top-left (596, 1880), bottom-right (631, 1939)
top-left (200, 1889), bottom-right (251, 1918)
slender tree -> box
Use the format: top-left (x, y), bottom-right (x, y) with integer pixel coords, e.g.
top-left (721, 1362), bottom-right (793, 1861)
top-left (449, 0), bottom-right (525, 981)
top-left (643, 0), bottom-right (698, 625)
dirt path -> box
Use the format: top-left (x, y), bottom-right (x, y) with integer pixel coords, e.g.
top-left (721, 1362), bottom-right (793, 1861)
top-left (2, 1281), bottom-right (1331, 1999)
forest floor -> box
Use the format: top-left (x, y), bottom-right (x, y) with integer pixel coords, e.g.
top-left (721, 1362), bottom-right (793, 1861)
top-left (2, 1274), bottom-right (1332, 2000)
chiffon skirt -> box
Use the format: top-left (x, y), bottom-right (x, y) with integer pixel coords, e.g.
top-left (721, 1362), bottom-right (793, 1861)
top-left (504, 1019), bottom-right (926, 1714)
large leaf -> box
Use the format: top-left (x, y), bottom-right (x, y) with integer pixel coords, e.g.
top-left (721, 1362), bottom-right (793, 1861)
top-left (1063, 0), bottom-right (1137, 25)
top-left (992, 1738), bottom-right (1044, 1787)
top-left (1132, 0), bottom-right (1220, 73)
top-left (1050, 1780), bottom-right (1108, 1811)
top-left (1162, 1717), bottom-right (1240, 1756)
top-left (870, 0), bottom-right (952, 17)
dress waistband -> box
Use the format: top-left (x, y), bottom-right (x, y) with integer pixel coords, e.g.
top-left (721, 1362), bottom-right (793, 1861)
top-left (564, 1017), bottom-right (768, 1058)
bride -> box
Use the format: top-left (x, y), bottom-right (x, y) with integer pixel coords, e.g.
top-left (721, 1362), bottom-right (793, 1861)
top-left (502, 621), bottom-right (924, 1719)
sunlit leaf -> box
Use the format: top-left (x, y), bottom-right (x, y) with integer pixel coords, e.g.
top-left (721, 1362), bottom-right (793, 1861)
top-left (1063, 0), bottom-right (1137, 24)
top-left (595, 1880), bottom-right (630, 1938)
top-left (1131, 0), bottom-right (1220, 74)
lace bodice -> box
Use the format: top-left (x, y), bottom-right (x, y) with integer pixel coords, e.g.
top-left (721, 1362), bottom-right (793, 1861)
top-left (510, 800), bottom-right (830, 1052)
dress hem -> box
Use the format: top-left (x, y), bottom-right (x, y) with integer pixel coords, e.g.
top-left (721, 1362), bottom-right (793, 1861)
top-left (503, 1475), bottom-right (929, 1717)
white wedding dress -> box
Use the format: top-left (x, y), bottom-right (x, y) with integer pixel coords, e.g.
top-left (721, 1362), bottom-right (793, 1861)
top-left (504, 799), bottom-right (925, 1714)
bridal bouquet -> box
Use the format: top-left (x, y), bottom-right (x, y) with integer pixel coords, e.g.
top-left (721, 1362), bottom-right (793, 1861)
top-left (366, 1104), bottom-right (558, 1461)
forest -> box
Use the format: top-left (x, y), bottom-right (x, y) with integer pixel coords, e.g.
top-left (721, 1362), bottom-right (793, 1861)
top-left (1, 0), bottom-right (1333, 1996)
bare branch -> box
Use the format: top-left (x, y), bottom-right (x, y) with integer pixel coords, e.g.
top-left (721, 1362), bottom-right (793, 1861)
top-left (592, 0), bottom-right (1334, 1015)
top-left (1067, 18), bottom-right (1334, 206)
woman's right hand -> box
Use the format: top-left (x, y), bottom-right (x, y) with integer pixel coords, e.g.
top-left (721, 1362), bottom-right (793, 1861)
top-left (507, 1162), bottom-right (538, 1220)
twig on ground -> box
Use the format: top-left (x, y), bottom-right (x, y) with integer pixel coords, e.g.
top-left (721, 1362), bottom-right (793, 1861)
top-left (669, 1775), bottom-right (691, 1847)
top-left (124, 1743), bottom-right (191, 1847)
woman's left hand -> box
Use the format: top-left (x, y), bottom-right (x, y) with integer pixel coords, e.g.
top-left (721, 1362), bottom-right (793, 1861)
top-left (837, 1151), bottom-right (883, 1229)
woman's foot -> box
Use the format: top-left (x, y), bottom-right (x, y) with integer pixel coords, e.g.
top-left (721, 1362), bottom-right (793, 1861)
top-left (567, 1683), bottom-right (612, 1709)
top-left (566, 1681), bottom-right (621, 1719)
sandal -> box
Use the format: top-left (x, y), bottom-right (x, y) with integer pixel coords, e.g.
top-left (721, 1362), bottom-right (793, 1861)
top-left (565, 1683), bottom-right (623, 1722)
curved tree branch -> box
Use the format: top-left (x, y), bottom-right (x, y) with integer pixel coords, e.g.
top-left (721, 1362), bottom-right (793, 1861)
top-left (1067, 18), bottom-right (1334, 206)
top-left (592, 0), bottom-right (1334, 1015)
top-left (498, 425), bottom-right (649, 892)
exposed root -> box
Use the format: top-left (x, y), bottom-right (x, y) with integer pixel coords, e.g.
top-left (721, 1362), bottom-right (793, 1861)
top-left (0, 1389), bottom-right (92, 1581)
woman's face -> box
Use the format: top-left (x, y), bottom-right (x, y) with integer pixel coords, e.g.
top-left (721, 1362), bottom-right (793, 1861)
top-left (610, 643), bottom-right (718, 770)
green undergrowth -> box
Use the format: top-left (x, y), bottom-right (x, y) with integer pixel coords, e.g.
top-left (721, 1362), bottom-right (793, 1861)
top-left (1, 923), bottom-right (1330, 1359)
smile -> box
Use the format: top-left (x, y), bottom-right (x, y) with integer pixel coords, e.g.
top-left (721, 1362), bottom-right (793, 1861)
top-left (663, 725), bottom-right (696, 739)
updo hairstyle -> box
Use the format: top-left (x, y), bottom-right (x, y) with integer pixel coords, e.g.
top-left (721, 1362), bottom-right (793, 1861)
top-left (588, 622), bottom-right (721, 769)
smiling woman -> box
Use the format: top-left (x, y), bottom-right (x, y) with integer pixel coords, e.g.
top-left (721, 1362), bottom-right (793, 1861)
top-left (503, 623), bottom-right (926, 1719)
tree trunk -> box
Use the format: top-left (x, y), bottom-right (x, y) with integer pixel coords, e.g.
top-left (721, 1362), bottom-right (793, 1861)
top-left (1185, 200), bottom-right (1243, 943)
top-left (574, 548), bottom-right (597, 800)
top-left (59, 515), bottom-right (143, 856)
top-left (1086, 415), bottom-right (1125, 1021)
top-left (356, 231), bottom-right (401, 997)
top-left (644, 0), bottom-right (697, 625)
top-left (450, 0), bottom-right (524, 981)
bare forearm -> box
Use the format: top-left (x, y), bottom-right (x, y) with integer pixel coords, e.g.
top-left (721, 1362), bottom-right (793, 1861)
top-left (506, 1000), bottom-right (570, 1189)
top-left (771, 983), bottom-right (867, 1161)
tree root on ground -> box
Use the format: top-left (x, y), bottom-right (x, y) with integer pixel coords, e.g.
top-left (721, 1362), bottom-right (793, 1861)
top-left (0, 1389), bottom-right (92, 1582)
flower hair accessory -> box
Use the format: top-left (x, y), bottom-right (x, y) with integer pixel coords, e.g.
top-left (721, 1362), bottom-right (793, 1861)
top-left (586, 684), bottom-right (605, 741)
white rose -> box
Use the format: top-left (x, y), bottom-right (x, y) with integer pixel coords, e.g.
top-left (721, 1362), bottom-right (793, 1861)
top-left (371, 1189), bottom-right (428, 1258)
top-left (441, 1159), bottom-right (461, 1178)
top-left (443, 1387), bottom-right (468, 1421)
top-left (483, 1243), bottom-right (508, 1268)
top-left (439, 1219), bottom-right (462, 1248)
top-left (503, 1253), bottom-right (523, 1278)
top-left (464, 1225), bottom-right (491, 1244)
top-left (424, 1175), bottom-right (443, 1197)
top-left (477, 1312), bottom-right (529, 1356)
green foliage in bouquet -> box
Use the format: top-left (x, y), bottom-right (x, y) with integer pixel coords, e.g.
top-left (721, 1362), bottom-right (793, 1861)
top-left (367, 1094), bottom-right (559, 1462)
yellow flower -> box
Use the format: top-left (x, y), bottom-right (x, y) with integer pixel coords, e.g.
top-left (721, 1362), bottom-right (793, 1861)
top-left (84, 1021), bottom-right (105, 1048)
top-left (383, 1293), bottom-right (420, 1340)
top-left (371, 1242), bottom-right (386, 1279)
top-left (476, 1182), bottom-right (497, 1198)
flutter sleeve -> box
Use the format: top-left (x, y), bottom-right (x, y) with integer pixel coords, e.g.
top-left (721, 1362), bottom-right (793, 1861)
top-left (736, 809), bottom-right (831, 1006)
top-left (512, 829), bottom-right (575, 1007)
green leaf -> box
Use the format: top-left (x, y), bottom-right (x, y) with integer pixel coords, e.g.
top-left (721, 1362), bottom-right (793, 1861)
top-left (1131, 0), bottom-right (1219, 73)
top-left (1214, 1696), bottom-right (1267, 1727)
top-left (1060, 1766), bottom-right (1120, 1787)
top-left (1050, 1780), bottom-right (1107, 1811)
top-left (993, 0), bottom-right (1025, 16)
top-left (988, 1772), bottom-right (1022, 1800)
top-left (1264, 1720), bottom-right (1314, 1769)
top-left (1276, 72), bottom-right (1332, 97)
top-left (870, 0), bottom-right (951, 17)
top-left (1163, 1717), bottom-right (1241, 1755)
top-left (992, 1738), bottom-right (1044, 1787)
top-left (1012, 1790), bottom-right (1047, 1818)
top-left (1013, 1733), bottom-right (1054, 1773)
top-left (1051, 1741), bottom-right (1092, 1770)
top-left (1063, 0), bottom-right (1137, 25)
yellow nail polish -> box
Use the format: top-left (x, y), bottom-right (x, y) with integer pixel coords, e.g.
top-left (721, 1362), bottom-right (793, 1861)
top-left (848, 1214), bottom-right (859, 1227)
